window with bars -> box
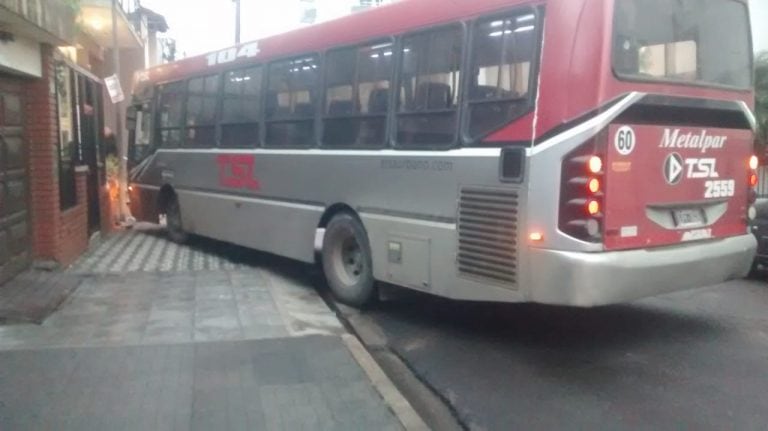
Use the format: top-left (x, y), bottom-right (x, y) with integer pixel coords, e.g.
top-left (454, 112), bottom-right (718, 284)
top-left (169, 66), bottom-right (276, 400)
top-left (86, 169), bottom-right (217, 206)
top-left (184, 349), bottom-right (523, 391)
top-left (322, 41), bottom-right (393, 148)
top-left (221, 66), bottom-right (263, 148)
top-left (397, 25), bottom-right (464, 148)
top-left (184, 74), bottom-right (219, 147)
top-left (265, 56), bottom-right (319, 147)
top-left (467, 10), bottom-right (540, 140)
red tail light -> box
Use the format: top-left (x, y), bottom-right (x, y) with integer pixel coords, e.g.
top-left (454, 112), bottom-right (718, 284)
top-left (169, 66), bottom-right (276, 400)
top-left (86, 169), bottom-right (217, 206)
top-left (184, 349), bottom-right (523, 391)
top-left (588, 156), bottom-right (603, 174)
top-left (587, 200), bottom-right (600, 215)
top-left (748, 155), bottom-right (759, 206)
top-left (749, 155), bottom-right (759, 171)
top-left (588, 178), bottom-right (601, 194)
top-left (559, 133), bottom-right (606, 242)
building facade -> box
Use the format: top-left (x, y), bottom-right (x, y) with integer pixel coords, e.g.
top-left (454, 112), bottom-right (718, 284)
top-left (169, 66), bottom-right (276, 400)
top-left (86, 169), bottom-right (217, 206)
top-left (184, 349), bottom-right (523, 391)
top-left (0, 0), bottom-right (167, 284)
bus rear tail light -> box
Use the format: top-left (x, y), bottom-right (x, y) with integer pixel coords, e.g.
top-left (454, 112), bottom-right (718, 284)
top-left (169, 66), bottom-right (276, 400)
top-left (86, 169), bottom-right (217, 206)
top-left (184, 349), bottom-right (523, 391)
top-left (749, 155), bottom-right (759, 171)
top-left (588, 156), bottom-right (603, 174)
top-left (748, 155), bottom-right (759, 206)
top-left (588, 178), bottom-right (601, 194)
top-left (587, 199), bottom-right (600, 215)
top-left (559, 133), bottom-right (606, 242)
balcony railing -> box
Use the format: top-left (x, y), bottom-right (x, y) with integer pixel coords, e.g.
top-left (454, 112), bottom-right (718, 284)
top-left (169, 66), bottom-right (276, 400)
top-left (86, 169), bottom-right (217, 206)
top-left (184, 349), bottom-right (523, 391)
top-left (0, 0), bottom-right (78, 43)
top-left (116, 0), bottom-right (138, 15)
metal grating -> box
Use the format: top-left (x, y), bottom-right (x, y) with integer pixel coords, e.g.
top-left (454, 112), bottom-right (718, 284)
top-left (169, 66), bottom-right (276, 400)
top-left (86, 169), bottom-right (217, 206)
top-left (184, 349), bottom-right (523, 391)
top-left (457, 187), bottom-right (518, 286)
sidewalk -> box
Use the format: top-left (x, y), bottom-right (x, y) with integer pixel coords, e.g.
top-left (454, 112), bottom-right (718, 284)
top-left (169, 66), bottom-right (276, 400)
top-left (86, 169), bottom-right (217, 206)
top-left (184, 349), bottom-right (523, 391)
top-left (0, 228), bottom-right (414, 430)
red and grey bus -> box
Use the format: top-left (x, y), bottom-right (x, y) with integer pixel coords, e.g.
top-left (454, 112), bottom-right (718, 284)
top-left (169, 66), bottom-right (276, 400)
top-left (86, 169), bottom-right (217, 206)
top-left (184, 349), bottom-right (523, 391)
top-left (127, 0), bottom-right (758, 307)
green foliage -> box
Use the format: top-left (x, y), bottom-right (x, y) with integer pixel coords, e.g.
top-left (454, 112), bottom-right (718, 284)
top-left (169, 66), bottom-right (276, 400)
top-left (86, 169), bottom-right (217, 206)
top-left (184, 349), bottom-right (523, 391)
top-left (63, 0), bottom-right (80, 13)
top-left (757, 51), bottom-right (768, 147)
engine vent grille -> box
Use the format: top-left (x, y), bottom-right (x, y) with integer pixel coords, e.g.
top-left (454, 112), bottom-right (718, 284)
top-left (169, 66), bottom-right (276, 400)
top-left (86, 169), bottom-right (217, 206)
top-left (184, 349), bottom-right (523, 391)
top-left (457, 187), bottom-right (518, 287)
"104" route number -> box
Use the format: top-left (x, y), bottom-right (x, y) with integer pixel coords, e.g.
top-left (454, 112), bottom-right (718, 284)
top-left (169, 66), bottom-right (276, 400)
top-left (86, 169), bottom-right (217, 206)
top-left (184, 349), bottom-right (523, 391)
top-left (704, 179), bottom-right (735, 198)
top-left (206, 42), bottom-right (260, 66)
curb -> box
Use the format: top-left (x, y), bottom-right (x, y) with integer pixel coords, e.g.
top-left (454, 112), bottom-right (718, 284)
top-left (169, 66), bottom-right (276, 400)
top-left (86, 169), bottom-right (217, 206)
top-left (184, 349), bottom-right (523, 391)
top-left (341, 333), bottom-right (431, 431)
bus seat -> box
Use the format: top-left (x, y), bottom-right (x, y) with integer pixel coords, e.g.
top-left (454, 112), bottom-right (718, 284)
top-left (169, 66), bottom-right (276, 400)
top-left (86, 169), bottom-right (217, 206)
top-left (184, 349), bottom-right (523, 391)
top-left (414, 82), bottom-right (452, 110)
top-left (473, 85), bottom-right (498, 99)
top-left (368, 88), bottom-right (390, 114)
top-left (328, 100), bottom-right (356, 116)
top-left (294, 103), bottom-right (315, 117)
top-left (265, 91), bottom-right (281, 117)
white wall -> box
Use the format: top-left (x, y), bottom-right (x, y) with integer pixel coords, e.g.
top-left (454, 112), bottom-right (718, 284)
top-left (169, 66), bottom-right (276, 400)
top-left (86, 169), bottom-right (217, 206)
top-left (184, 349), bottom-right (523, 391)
top-left (0, 36), bottom-right (42, 77)
top-left (752, 0), bottom-right (767, 53)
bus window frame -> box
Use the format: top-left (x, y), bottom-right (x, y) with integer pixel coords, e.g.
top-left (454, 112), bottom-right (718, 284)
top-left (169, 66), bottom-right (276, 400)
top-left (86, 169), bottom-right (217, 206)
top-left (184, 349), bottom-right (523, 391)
top-left (264, 53), bottom-right (322, 149)
top-left (393, 22), bottom-right (468, 151)
top-left (183, 72), bottom-right (222, 149)
top-left (154, 79), bottom-right (187, 149)
top-left (220, 64), bottom-right (265, 148)
top-left (610, 0), bottom-right (754, 92)
top-left (461, 5), bottom-right (544, 146)
top-left (320, 37), bottom-right (396, 149)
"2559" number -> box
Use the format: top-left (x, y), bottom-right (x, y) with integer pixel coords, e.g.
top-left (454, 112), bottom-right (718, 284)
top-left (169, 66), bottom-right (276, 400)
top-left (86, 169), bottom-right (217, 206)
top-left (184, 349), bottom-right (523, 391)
top-left (704, 179), bottom-right (735, 198)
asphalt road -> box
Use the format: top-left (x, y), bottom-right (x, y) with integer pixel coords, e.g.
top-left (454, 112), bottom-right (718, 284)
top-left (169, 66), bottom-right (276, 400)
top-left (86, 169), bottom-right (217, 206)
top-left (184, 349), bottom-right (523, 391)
top-left (356, 278), bottom-right (768, 430)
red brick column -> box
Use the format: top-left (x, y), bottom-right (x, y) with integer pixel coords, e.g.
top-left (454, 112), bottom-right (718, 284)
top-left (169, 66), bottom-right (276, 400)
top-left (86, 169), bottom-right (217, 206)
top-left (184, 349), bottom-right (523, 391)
top-left (56, 167), bottom-right (89, 266)
top-left (24, 46), bottom-right (92, 268)
top-left (24, 44), bottom-right (60, 262)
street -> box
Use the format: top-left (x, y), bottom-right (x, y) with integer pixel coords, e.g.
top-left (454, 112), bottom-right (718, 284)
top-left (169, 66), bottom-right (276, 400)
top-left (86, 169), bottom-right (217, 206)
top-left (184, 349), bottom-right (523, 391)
top-left (346, 277), bottom-right (768, 430)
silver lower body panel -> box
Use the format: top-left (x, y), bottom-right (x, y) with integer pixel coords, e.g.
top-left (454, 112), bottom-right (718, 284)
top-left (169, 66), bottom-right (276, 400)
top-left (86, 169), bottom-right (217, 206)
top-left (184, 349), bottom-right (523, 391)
top-left (527, 234), bottom-right (757, 307)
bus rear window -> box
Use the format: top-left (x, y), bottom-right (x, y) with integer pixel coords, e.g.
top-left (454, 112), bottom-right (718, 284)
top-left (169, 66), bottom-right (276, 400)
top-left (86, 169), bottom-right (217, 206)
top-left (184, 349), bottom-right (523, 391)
top-left (613, 0), bottom-right (752, 89)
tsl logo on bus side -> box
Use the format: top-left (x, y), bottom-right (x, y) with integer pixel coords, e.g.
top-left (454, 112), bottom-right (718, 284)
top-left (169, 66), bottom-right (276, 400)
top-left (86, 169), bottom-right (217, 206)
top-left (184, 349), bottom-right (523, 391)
top-left (217, 154), bottom-right (260, 191)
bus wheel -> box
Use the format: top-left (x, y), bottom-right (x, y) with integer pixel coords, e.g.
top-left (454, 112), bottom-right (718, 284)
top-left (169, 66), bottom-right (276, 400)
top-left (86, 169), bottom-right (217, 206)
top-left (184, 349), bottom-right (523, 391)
top-left (322, 213), bottom-right (376, 307)
top-left (165, 196), bottom-right (188, 244)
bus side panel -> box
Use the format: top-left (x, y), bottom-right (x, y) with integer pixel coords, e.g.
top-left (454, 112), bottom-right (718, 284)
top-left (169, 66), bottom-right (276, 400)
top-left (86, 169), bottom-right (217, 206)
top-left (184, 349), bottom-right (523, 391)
top-left (361, 209), bottom-right (527, 303)
top-left (141, 149), bottom-right (528, 302)
top-left (177, 189), bottom-right (322, 264)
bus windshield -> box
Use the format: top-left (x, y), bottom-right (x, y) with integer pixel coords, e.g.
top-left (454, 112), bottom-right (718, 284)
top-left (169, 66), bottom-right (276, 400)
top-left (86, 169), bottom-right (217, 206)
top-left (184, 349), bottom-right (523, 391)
top-left (613, 0), bottom-right (752, 89)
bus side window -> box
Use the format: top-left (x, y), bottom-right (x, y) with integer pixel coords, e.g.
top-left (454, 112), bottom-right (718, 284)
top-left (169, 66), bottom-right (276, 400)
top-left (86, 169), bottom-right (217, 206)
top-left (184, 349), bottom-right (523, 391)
top-left (184, 74), bottom-right (219, 148)
top-left (130, 102), bottom-right (153, 164)
top-left (221, 66), bottom-right (263, 148)
top-left (322, 41), bottom-right (393, 148)
top-left (467, 11), bottom-right (540, 140)
top-left (396, 25), bottom-right (464, 148)
top-left (155, 81), bottom-right (185, 148)
top-left (265, 56), bottom-right (318, 148)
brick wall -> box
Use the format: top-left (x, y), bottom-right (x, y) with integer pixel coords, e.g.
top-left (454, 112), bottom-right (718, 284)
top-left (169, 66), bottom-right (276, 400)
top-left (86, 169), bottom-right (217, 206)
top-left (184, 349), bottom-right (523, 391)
top-left (24, 45), bottom-right (90, 267)
top-left (25, 44), bottom-right (60, 262)
top-left (57, 170), bottom-right (89, 266)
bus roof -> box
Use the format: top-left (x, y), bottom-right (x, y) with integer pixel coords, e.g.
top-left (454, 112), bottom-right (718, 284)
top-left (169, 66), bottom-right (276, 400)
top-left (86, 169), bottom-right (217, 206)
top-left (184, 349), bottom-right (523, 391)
top-left (133, 0), bottom-right (542, 92)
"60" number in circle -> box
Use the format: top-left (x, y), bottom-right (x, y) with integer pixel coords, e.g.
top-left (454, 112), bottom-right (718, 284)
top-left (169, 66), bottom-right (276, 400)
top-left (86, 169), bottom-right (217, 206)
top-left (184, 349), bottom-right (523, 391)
top-left (614, 126), bottom-right (636, 156)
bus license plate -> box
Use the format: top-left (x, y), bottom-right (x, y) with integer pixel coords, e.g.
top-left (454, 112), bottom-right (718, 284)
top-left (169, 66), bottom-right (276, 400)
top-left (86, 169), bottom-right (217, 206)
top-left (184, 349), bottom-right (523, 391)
top-left (673, 208), bottom-right (706, 228)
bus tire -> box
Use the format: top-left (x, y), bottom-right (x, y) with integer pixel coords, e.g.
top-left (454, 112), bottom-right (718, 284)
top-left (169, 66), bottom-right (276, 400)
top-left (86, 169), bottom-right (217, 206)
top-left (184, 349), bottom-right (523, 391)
top-left (165, 196), bottom-right (188, 244)
top-left (322, 213), bottom-right (376, 307)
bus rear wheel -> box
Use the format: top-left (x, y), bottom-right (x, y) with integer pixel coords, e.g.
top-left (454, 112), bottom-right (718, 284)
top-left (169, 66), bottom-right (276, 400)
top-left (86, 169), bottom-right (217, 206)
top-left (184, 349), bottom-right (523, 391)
top-left (165, 196), bottom-right (188, 244)
top-left (322, 213), bottom-right (376, 308)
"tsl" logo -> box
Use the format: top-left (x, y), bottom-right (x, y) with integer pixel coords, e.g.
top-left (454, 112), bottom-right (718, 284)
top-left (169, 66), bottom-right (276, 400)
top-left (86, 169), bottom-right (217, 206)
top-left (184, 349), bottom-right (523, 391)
top-left (684, 158), bottom-right (719, 179)
top-left (664, 153), bottom-right (684, 185)
top-left (216, 154), bottom-right (260, 191)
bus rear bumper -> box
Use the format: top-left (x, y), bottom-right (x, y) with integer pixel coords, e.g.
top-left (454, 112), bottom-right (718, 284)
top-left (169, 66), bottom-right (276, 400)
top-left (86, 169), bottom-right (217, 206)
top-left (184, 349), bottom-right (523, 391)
top-left (528, 234), bottom-right (757, 307)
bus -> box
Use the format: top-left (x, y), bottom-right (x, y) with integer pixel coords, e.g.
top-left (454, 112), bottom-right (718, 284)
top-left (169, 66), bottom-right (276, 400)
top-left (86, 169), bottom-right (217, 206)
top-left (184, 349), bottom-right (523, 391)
top-left (127, 0), bottom-right (759, 307)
